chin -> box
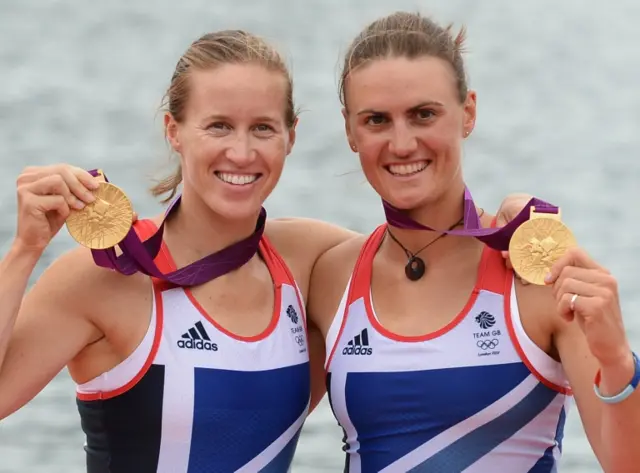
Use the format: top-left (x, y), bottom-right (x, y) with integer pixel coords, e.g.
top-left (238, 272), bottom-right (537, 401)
top-left (380, 186), bottom-right (439, 211)
top-left (200, 180), bottom-right (271, 221)
top-left (206, 196), bottom-right (265, 222)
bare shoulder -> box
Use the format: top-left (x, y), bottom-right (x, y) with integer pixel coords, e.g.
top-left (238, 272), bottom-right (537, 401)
top-left (266, 217), bottom-right (360, 256)
top-left (0, 245), bottom-right (150, 418)
top-left (25, 245), bottom-right (147, 320)
top-left (264, 217), bottom-right (361, 297)
top-left (307, 234), bottom-right (367, 335)
top-left (313, 234), bottom-right (367, 278)
top-left (30, 246), bottom-right (107, 304)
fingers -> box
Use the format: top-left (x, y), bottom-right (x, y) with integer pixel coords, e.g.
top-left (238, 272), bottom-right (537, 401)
top-left (557, 277), bottom-right (603, 301)
top-left (553, 264), bottom-right (614, 322)
top-left (19, 174), bottom-right (81, 211)
top-left (545, 247), bottom-right (604, 284)
top-left (17, 165), bottom-right (99, 210)
top-left (59, 166), bottom-right (100, 204)
top-left (19, 173), bottom-right (69, 199)
top-left (557, 291), bottom-right (608, 323)
top-left (557, 292), bottom-right (584, 321)
top-left (501, 251), bottom-right (512, 268)
top-left (19, 188), bottom-right (71, 224)
top-left (551, 266), bottom-right (607, 297)
top-left (35, 195), bottom-right (71, 219)
top-left (495, 193), bottom-right (534, 227)
top-left (18, 164), bottom-right (99, 192)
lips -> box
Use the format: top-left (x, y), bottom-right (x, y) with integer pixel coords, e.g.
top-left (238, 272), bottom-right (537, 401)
top-left (386, 160), bottom-right (431, 176)
top-left (214, 172), bottom-right (261, 186)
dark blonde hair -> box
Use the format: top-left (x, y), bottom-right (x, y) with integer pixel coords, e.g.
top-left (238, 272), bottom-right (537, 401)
top-left (151, 30), bottom-right (297, 203)
top-left (339, 11), bottom-right (468, 108)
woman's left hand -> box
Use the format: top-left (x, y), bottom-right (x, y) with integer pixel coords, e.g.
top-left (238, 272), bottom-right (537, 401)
top-left (544, 247), bottom-right (630, 367)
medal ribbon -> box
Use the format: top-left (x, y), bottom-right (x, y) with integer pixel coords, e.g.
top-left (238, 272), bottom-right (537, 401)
top-left (87, 170), bottom-right (265, 287)
top-left (382, 186), bottom-right (558, 251)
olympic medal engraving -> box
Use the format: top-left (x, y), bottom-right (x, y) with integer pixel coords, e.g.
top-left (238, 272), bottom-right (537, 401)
top-left (508, 208), bottom-right (577, 285)
top-left (66, 182), bottom-right (133, 249)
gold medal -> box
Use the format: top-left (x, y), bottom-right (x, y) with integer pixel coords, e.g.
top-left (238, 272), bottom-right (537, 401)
top-left (508, 207), bottom-right (577, 285)
top-left (66, 178), bottom-right (133, 250)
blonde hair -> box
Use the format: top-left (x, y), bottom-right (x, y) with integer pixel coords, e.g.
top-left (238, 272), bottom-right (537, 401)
top-left (151, 30), bottom-right (297, 203)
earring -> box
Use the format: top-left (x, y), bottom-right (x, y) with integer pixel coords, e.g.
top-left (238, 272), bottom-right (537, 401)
top-left (350, 144), bottom-right (357, 152)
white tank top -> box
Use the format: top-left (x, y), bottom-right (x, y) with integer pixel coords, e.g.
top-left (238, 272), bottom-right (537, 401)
top-left (325, 224), bottom-right (572, 473)
top-left (75, 219), bottom-right (310, 473)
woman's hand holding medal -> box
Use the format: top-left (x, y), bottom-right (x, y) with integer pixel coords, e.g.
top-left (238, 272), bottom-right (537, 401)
top-left (13, 164), bottom-right (100, 254)
top-left (545, 248), bottom-right (630, 371)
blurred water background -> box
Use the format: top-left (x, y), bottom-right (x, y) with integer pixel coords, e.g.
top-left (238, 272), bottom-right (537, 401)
top-left (1, 0), bottom-right (639, 471)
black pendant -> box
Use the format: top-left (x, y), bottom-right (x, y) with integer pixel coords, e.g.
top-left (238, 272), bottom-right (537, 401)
top-left (405, 256), bottom-right (426, 281)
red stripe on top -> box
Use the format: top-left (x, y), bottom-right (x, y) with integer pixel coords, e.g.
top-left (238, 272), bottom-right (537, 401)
top-left (77, 219), bottom-right (166, 401)
top-left (352, 223), bottom-right (507, 343)
top-left (136, 220), bottom-right (293, 342)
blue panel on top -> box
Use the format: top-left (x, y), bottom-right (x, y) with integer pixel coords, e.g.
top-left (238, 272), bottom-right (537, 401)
top-left (345, 362), bottom-right (531, 472)
top-left (187, 362), bottom-right (310, 473)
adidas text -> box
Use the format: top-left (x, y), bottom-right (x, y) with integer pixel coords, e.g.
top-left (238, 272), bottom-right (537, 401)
top-left (177, 339), bottom-right (218, 351)
top-left (342, 345), bottom-right (372, 356)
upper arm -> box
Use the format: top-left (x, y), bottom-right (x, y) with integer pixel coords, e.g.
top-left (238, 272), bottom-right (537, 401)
top-left (266, 218), bottom-right (361, 304)
top-left (269, 217), bottom-right (360, 267)
top-left (307, 319), bottom-right (327, 413)
top-left (0, 248), bottom-right (102, 419)
top-left (307, 237), bottom-right (363, 337)
top-left (520, 282), bottom-right (605, 463)
top-left (306, 238), bottom-right (364, 413)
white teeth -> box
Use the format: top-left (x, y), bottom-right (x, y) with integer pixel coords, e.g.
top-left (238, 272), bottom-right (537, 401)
top-left (215, 172), bottom-right (259, 185)
top-left (387, 161), bottom-right (429, 176)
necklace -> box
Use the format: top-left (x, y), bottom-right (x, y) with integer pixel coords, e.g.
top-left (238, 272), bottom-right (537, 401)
top-left (385, 208), bottom-right (484, 281)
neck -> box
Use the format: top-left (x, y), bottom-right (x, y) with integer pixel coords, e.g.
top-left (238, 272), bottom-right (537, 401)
top-left (162, 189), bottom-right (262, 266)
top-left (382, 181), bottom-right (473, 262)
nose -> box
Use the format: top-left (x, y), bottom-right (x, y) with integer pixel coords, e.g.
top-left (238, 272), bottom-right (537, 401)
top-left (225, 132), bottom-right (256, 167)
top-left (388, 122), bottom-right (418, 158)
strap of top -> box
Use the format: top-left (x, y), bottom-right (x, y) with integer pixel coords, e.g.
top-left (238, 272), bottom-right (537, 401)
top-left (131, 219), bottom-right (292, 290)
top-left (347, 218), bottom-right (512, 306)
top-left (348, 225), bottom-right (388, 304)
top-left (476, 217), bottom-right (512, 295)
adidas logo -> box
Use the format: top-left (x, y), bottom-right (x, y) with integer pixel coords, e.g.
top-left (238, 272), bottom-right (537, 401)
top-left (342, 328), bottom-right (373, 356)
top-left (177, 321), bottom-right (218, 351)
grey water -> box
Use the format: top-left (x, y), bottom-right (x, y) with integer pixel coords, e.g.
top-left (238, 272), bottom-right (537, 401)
top-left (1, 1), bottom-right (639, 471)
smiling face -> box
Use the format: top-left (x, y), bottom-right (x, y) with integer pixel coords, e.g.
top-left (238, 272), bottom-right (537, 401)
top-left (165, 63), bottom-right (295, 220)
top-left (343, 56), bottom-right (476, 210)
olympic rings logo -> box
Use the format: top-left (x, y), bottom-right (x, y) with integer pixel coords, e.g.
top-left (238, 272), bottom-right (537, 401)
top-left (477, 339), bottom-right (499, 350)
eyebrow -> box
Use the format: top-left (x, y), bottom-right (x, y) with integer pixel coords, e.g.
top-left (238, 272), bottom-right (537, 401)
top-left (254, 116), bottom-right (280, 124)
top-left (356, 100), bottom-right (444, 115)
top-left (203, 114), bottom-right (227, 122)
top-left (203, 114), bottom-right (280, 123)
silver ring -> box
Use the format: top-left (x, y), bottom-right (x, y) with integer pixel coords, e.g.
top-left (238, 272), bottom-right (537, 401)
top-left (570, 293), bottom-right (578, 311)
